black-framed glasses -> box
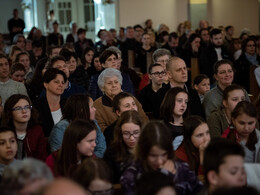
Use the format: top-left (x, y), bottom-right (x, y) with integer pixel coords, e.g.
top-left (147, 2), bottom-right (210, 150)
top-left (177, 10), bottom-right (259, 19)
top-left (150, 71), bottom-right (166, 77)
top-left (87, 187), bottom-right (114, 195)
top-left (122, 130), bottom-right (140, 139)
top-left (12, 105), bottom-right (32, 112)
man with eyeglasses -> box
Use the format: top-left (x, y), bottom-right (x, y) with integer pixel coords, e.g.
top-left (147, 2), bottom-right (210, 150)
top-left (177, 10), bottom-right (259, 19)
top-left (138, 63), bottom-right (166, 119)
top-left (0, 54), bottom-right (28, 105)
top-left (138, 48), bottom-right (171, 92)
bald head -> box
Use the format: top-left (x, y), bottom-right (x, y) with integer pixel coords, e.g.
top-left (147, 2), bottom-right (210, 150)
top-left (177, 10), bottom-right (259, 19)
top-left (43, 179), bottom-right (87, 195)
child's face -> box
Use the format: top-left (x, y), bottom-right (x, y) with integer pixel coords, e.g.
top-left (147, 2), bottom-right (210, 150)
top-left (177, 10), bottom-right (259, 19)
top-left (77, 130), bottom-right (96, 158)
top-left (11, 70), bottom-right (25, 83)
top-left (191, 123), bottom-right (211, 149)
top-left (195, 78), bottom-right (210, 95)
top-left (173, 92), bottom-right (188, 117)
top-left (0, 131), bottom-right (18, 165)
top-left (214, 155), bottom-right (246, 188)
top-left (223, 90), bottom-right (245, 112)
top-left (232, 113), bottom-right (257, 141)
top-left (147, 145), bottom-right (168, 170)
top-left (12, 99), bottom-right (31, 123)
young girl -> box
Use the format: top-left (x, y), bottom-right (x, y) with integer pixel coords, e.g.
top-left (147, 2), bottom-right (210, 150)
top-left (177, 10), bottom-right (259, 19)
top-left (160, 87), bottom-right (189, 150)
top-left (193, 74), bottom-right (210, 103)
top-left (73, 158), bottom-right (113, 195)
top-left (222, 101), bottom-right (260, 163)
top-left (104, 110), bottom-right (143, 183)
top-left (46, 119), bottom-right (97, 177)
top-left (2, 94), bottom-right (47, 161)
top-left (48, 94), bottom-right (106, 158)
top-left (208, 84), bottom-right (246, 137)
top-left (120, 121), bottom-right (202, 195)
top-left (175, 116), bottom-right (210, 181)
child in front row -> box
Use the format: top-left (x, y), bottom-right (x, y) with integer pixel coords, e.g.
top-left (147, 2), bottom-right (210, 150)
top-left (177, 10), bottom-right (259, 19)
top-left (200, 138), bottom-right (246, 195)
top-left (193, 74), bottom-right (210, 103)
top-left (0, 126), bottom-right (18, 177)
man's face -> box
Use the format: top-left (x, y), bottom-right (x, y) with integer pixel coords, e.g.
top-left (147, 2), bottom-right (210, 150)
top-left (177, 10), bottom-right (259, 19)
top-left (149, 65), bottom-right (165, 86)
top-left (167, 59), bottom-right (188, 86)
top-left (134, 27), bottom-right (144, 39)
top-left (0, 58), bottom-right (10, 80)
top-left (211, 33), bottom-right (223, 47)
top-left (168, 38), bottom-right (179, 48)
top-left (126, 29), bottom-right (134, 39)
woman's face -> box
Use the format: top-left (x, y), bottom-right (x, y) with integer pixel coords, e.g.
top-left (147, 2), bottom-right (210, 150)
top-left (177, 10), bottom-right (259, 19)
top-left (103, 76), bottom-right (121, 99)
top-left (89, 98), bottom-right (96, 121)
top-left (245, 40), bottom-right (256, 56)
top-left (77, 130), bottom-right (96, 157)
top-left (18, 54), bottom-right (30, 73)
top-left (191, 123), bottom-right (210, 149)
top-left (191, 37), bottom-right (201, 53)
top-left (103, 54), bottom-right (117, 69)
top-left (44, 74), bottom-right (65, 96)
top-left (121, 122), bottom-right (141, 149)
top-left (85, 50), bottom-right (94, 65)
top-left (147, 145), bottom-right (168, 170)
top-left (223, 90), bottom-right (245, 113)
top-left (232, 113), bottom-right (257, 141)
top-left (173, 92), bottom-right (188, 117)
top-left (12, 99), bottom-right (31, 124)
top-left (93, 57), bottom-right (102, 71)
top-left (215, 64), bottom-right (234, 88)
top-left (67, 56), bottom-right (77, 74)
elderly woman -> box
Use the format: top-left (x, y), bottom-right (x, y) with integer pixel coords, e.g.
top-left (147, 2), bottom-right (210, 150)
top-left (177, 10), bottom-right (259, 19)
top-left (94, 68), bottom-right (148, 132)
top-left (88, 49), bottom-right (135, 100)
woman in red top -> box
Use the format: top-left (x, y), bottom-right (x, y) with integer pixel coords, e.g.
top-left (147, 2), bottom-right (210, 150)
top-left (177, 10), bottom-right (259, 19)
top-left (2, 94), bottom-right (47, 161)
top-left (46, 119), bottom-right (97, 177)
top-left (175, 115), bottom-right (210, 180)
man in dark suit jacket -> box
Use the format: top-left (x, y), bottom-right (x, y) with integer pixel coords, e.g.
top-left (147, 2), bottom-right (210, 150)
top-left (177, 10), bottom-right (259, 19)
top-left (199, 28), bottom-right (231, 84)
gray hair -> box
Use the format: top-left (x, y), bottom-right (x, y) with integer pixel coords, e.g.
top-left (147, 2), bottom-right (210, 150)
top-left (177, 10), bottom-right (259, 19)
top-left (106, 46), bottom-right (122, 57)
top-left (12, 34), bottom-right (25, 44)
top-left (0, 158), bottom-right (53, 195)
top-left (152, 48), bottom-right (171, 63)
top-left (97, 68), bottom-right (122, 91)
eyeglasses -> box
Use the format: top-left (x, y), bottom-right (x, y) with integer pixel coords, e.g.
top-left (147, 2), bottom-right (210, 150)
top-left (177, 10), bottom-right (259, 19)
top-left (157, 59), bottom-right (169, 64)
top-left (12, 105), bottom-right (32, 112)
top-left (122, 130), bottom-right (140, 139)
top-left (150, 71), bottom-right (166, 77)
top-left (87, 187), bottom-right (114, 195)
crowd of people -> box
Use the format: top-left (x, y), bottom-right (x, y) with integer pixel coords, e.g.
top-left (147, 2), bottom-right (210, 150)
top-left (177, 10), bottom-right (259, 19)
top-left (0, 9), bottom-right (260, 195)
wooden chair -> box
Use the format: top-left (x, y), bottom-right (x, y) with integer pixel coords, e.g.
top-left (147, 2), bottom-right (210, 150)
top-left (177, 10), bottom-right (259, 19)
top-left (146, 52), bottom-right (153, 73)
top-left (191, 57), bottom-right (200, 83)
top-left (249, 65), bottom-right (260, 102)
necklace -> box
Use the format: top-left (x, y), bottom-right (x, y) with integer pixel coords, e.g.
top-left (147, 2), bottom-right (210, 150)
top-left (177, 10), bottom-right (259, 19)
top-left (223, 110), bottom-right (231, 125)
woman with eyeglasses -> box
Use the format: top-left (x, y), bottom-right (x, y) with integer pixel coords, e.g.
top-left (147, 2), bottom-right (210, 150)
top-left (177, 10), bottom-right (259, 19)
top-left (104, 110), bottom-right (143, 184)
top-left (2, 94), bottom-right (48, 161)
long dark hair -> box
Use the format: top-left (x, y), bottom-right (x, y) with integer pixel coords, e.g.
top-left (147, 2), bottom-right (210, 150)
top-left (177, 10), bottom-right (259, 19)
top-left (136, 121), bottom-right (174, 171)
top-left (111, 110), bottom-right (142, 161)
top-left (228, 101), bottom-right (258, 151)
top-left (183, 115), bottom-right (206, 173)
top-left (55, 119), bottom-right (96, 177)
top-left (160, 87), bottom-right (189, 123)
top-left (2, 94), bottom-right (39, 129)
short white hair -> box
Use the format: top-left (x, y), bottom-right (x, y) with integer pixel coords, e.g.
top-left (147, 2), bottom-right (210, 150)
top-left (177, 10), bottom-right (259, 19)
top-left (97, 68), bottom-right (122, 91)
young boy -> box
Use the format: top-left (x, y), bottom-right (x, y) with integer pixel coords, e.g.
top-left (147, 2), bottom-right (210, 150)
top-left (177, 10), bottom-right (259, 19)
top-left (193, 74), bottom-right (210, 103)
top-left (201, 138), bottom-right (246, 195)
top-left (10, 62), bottom-right (26, 83)
top-left (0, 126), bottom-right (18, 176)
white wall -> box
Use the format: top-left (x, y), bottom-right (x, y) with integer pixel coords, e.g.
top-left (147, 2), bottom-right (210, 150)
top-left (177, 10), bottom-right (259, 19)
top-left (118, 0), bottom-right (188, 32)
top-left (0, 0), bottom-right (23, 34)
top-left (207, 0), bottom-right (259, 36)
